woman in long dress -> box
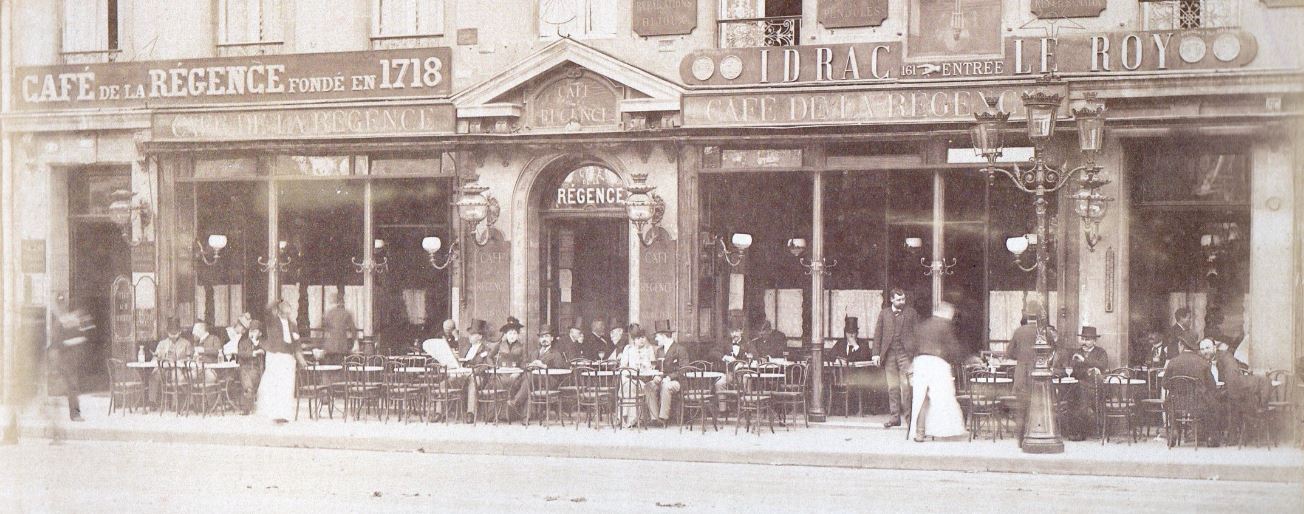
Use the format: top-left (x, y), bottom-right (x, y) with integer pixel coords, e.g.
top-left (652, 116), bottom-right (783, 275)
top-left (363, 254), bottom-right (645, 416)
top-left (258, 301), bottom-right (308, 424)
top-left (617, 328), bottom-right (657, 428)
top-left (908, 302), bottom-right (968, 441)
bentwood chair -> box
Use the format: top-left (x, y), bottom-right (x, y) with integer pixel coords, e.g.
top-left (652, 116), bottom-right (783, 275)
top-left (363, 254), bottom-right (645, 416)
top-left (826, 358), bottom-right (850, 417)
top-left (772, 362), bottom-right (808, 428)
top-left (524, 365), bottom-right (566, 427)
top-left (1099, 374), bottom-right (1138, 445)
top-left (1138, 368), bottom-right (1166, 437)
top-left (425, 363), bottom-right (466, 423)
top-left (472, 364), bottom-right (511, 425)
top-left (1164, 376), bottom-right (1202, 450)
top-left (295, 360), bottom-right (334, 421)
top-left (574, 367), bottom-right (614, 429)
top-left (381, 356), bottom-right (426, 423)
top-left (1104, 367), bottom-right (1133, 379)
top-left (615, 367), bottom-right (648, 430)
top-left (678, 366), bottom-right (719, 433)
top-left (735, 369), bottom-right (776, 436)
top-left (343, 354), bottom-right (383, 421)
top-left (106, 358), bottom-right (145, 415)
top-left (183, 360), bottom-right (227, 417)
top-left (157, 359), bottom-right (186, 416)
top-left (1265, 370), bottom-right (1294, 446)
top-left (968, 370), bottom-right (1004, 442)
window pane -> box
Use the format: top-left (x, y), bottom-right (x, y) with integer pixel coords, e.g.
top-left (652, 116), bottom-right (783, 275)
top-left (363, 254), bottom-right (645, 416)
top-left (416, 0), bottom-right (443, 34)
top-left (278, 180), bottom-right (365, 332)
top-left (63, 0), bottom-right (108, 52)
top-left (370, 157), bottom-right (441, 176)
top-left (194, 182), bottom-right (269, 326)
top-left (1131, 143), bottom-right (1249, 204)
top-left (194, 158), bottom-right (261, 179)
top-left (373, 178), bottom-right (453, 346)
top-left (271, 155), bottom-right (353, 177)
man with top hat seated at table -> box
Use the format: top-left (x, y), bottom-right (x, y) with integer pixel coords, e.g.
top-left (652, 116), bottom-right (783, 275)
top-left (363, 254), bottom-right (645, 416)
top-left (646, 321), bottom-right (690, 427)
top-left (1069, 326), bottom-right (1109, 377)
top-left (831, 316), bottom-right (872, 363)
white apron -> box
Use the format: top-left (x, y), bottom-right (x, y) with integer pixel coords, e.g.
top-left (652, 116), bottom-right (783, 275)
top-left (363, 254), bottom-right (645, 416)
top-left (257, 352), bottom-right (297, 421)
top-left (909, 354), bottom-right (967, 438)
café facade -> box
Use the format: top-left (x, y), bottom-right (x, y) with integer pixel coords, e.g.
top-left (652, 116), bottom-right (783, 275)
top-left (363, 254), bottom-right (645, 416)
top-left (3, 13), bottom-right (1302, 399)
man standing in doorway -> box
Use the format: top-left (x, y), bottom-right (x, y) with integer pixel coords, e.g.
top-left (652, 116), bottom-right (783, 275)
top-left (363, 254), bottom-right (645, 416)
top-left (875, 289), bottom-right (918, 429)
top-left (322, 292), bottom-right (357, 363)
top-left (1166, 307), bottom-right (1198, 357)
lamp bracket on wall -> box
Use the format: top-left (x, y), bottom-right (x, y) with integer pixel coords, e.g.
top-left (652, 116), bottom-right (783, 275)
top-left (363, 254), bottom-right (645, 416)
top-left (921, 257), bottom-right (957, 276)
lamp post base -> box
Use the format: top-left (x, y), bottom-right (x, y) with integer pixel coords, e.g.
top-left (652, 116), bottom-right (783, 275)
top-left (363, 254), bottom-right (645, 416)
top-left (1021, 377), bottom-right (1064, 454)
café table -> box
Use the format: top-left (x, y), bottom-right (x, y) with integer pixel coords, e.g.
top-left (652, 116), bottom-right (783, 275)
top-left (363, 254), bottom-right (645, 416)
top-left (684, 371), bottom-right (725, 380)
top-left (126, 360), bottom-right (160, 410)
top-left (970, 377), bottom-right (1013, 384)
top-left (346, 365), bottom-right (384, 372)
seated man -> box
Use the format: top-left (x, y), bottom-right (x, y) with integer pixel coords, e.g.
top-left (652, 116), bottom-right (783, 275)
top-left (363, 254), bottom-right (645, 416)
top-left (154, 318), bottom-right (192, 362)
top-left (1062, 326), bottom-right (1108, 440)
top-left (512, 328), bottom-right (570, 411)
top-left (192, 322), bottom-right (224, 364)
top-left (830, 317), bottom-right (872, 363)
top-left (1164, 338), bottom-right (1225, 446)
top-left (645, 325), bottom-right (690, 427)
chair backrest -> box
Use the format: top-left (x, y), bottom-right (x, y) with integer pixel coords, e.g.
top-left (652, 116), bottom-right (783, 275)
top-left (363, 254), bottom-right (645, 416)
top-left (755, 362), bottom-right (784, 393)
top-left (1101, 374), bottom-right (1135, 408)
top-left (158, 359), bottom-right (181, 388)
top-left (472, 363), bottom-right (498, 391)
top-left (738, 369), bottom-right (763, 396)
top-left (616, 367), bottom-right (643, 402)
top-left (783, 362), bottom-right (807, 390)
top-left (182, 359), bottom-right (204, 387)
top-left (593, 359), bottom-right (619, 371)
top-left (678, 365), bottom-right (712, 395)
top-left (1145, 368), bottom-right (1164, 398)
top-left (969, 369), bottom-right (1000, 405)
top-left (527, 365), bottom-right (558, 392)
top-left (1266, 369), bottom-right (1292, 404)
top-left (1165, 376), bottom-right (1201, 416)
top-left (570, 358), bottom-right (594, 369)
top-left (689, 360), bottom-right (714, 373)
top-left (574, 366), bottom-right (600, 396)
top-left (1104, 367), bottom-right (1132, 379)
top-left (106, 358), bottom-right (127, 386)
top-left (827, 358), bottom-right (846, 385)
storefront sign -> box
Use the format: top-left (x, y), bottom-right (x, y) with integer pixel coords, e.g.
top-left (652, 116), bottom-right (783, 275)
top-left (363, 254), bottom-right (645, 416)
top-left (639, 235), bottom-right (677, 327)
top-left (680, 29), bottom-right (1256, 85)
top-left (467, 239), bottom-right (510, 326)
top-left (682, 43), bottom-right (903, 86)
top-left (819, 0), bottom-right (889, 28)
top-left (527, 72), bottom-right (622, 130)
top-left (21, 240), bottom-right (45, 273)
top-left (111, 276), bottom-right (134, 344)
top-left (152, 103), bottom-right (455, 141)
top-left (1030, 0), bottom-right (1106, 19)
top-left (632, 0), bottom-right (697, 36)
top-left (682, 84), bottom-right (1066, 127)
top-left (13, 47), bottom-right (452, 112)
top-left (551, 165), bottom-right (627, 210)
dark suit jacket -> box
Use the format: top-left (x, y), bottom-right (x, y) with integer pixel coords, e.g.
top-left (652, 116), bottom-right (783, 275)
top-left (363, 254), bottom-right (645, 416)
top-left (659, 342), bottom-right (694, 379)
top-left (1007, 324), bottom-right (1039, 397)
top-left (322, 306), bottom-right (357, 354)
top-left (874, 306), bottom-right (919, 358)
top-left (528, 346), bottom-right (570, 369)
top-left (714, 338), bottom-right (759, 370)
top-left (831, 337), bottom-right (872, 362)
top-left (1070, 346), bottom-right (1109, 377)
top-left (753, 330), bottom-right (787, 359)
top-left (1165, 352), bottom-right (1216, 393)
top-left (590, 332), bottom-right (615, 358)
top-left (557, 336), bottom-right (584, 362)
top-left (492, 339), bottom-right (526, 368)
top-left (910, 317), bottom-right (959, 363)
top-left (1165, 323), bottom-right (1198, 356)
top-left (234, 335), bottom-right (265, 365)
top-left (264, 316), bottom-right (300, 355)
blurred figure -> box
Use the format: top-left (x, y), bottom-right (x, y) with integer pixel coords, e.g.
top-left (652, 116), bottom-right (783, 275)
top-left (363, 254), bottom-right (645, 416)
top-left (322, 292), bottom-right (358, 363)
top-left (259, 300), bottom-right (306, 424)
top-left (907, 302), bottom-right (966, 442)
top-left (50, 293), bottom-right (93, 422)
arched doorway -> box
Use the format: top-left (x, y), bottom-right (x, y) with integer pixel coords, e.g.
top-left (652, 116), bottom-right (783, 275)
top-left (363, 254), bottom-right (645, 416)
top-left (532, 159), bottom-right (631, 335)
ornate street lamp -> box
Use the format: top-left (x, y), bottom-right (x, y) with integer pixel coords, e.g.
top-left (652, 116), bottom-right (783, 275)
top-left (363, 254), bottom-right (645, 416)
top-left (971, 75), bottom-right (1109, 455)
top-left (456, 176), bottom-right (500, 246)
top-left (623, 172), bottom-right (666, 246)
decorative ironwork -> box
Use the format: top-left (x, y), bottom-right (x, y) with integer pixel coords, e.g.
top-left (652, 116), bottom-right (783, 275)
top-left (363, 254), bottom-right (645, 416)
top-left (717, 16), bottom-right (800, 48)
top-left (1142, 0), bottom-right (1239, 30)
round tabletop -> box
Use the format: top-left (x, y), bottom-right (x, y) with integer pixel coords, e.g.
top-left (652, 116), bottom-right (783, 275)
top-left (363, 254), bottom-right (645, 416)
top-left (1052, 377), bottom-right (1079, 384)
top-left (827, 360), bottom-right (877, 368)
top-left (397, 367), bottom-right (430, 373)
top-left (346, 365), bottom-right (384, 372)
top-left (529, 368), bottom-right (572, 376)
top-left (685, 371), bottom-right (724, 379)
top-left (1102, 378), bottom-right (1147, 385)
top-left (447, 368), bottom-right (472, 376)
top-left (488, 367), bottom-right (524, 374)
top-left (206, 361), bottom-right (239, 369)
top-left (126, 361), bottom-right (157, 369)
top-left (971, 377), bottom-right (1013, 384)
top-left (306, 365), bottom-right (343, 372)
top-left (750, 373), bottom-right (785, 379)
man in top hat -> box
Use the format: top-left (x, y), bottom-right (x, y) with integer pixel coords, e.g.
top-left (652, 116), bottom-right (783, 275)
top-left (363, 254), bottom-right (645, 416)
top-left (875, 289), bottom-right (919, 428)
top-left (1069, 326), bottom-right (1109, 378)
top-left (832, 316), bottom-right (872, 363)
top-left (645, 322), bottom-right (690, 426)
top-left (1005, 298), bottom-right (1044, 442)
top-left (154, 318), bottom-right (193, 362)
top-left (559, 326), bottom-right (586, 362)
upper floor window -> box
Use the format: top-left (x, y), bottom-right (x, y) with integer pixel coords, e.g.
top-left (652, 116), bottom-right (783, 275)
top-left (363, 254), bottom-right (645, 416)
top-left (538, 0), bottom-right (617, 39)
top-left (718, 0), bottom-right (801, 48)
top-left (62, 0), bottom-right (119, 53)
top-left (1143, 0), bottom-right (1240, 30)
top-left (373, 0), bottom-right (444, 38)
top-left (219, 0), bottom-right (284, 45)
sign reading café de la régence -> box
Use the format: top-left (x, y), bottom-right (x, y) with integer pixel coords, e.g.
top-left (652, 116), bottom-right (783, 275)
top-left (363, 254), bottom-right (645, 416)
top-left (13, 47), bottom-right (453, 111)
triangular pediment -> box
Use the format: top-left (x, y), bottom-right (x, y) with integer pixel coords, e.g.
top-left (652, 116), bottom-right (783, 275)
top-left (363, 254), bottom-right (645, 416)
top-left (453, 38), bottom-right (682, 129)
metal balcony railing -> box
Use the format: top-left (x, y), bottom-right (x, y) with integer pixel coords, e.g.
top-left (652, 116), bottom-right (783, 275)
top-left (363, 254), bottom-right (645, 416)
top-left (717, 15), bottom-right (800, 48)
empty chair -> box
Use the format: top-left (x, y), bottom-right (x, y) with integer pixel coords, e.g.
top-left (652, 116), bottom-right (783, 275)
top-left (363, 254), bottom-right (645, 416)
top-left (343, 354), bottom-right (382, 421)
top-left (425, 363), bottom-right (466, 424)
top-left (157, 359), bottom-right (186, 416)
top-left (472, 364), bottom-right (511, 425)
top-left (735, 369), bottom-right (775, 436)
top-left (106, 358), bottom-right (145, 415)
top-left (574, 367), bottom-right (613, 429)
top-left (615, 367), bottom-right (647, 430)
top-left (1099, 374), bottom-right (1138, 445)
top-left (825, 359), bottom-right (851, 417)
top-left (1164, 376), bottom-right (1202, 449)
top-left (1265, 370), bottom-right (1294, 446)
top-left (381, 356), bottom-right (425, 423)
top-left (967, 370), bottom-right (1004, 441)
top-left (524, 365), bottom-right (565, 427)
top-left (678, 366), bottom-right (719, 433)
top-left (1137, 368), bottom-right (1166, 437)
top-left (771, 362), bottom-right (808, 428)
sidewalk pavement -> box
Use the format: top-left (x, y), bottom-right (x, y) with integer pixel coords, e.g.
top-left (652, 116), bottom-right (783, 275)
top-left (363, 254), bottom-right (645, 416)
top-left (9, 394), bottom-right (1302, 484)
